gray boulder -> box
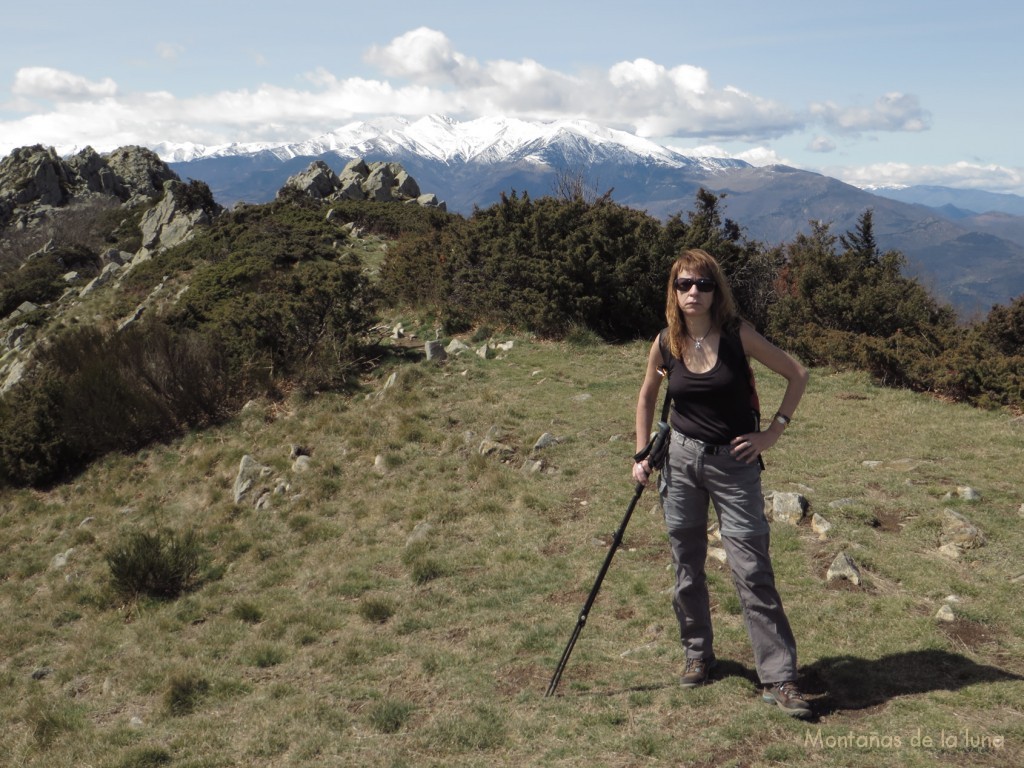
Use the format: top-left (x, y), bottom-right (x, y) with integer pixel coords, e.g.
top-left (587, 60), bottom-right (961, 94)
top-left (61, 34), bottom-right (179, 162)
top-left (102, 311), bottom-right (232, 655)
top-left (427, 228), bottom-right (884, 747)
top-left (766, 491), bottom-right (808, 525)
top-left (138, 179), bottom-right (219, 255)
top-left (234, 455), bottom-right (272, 505)
top-left (277, 157), bottom-right (444, 208)
top-left (826, 552), bottom-right (861, 585)
top-left (0, 144), bottom-right (181, 230)
top-left (365, 163), bottom-right (397, 202)
top-left (280, 160), bottom-right (341, 200)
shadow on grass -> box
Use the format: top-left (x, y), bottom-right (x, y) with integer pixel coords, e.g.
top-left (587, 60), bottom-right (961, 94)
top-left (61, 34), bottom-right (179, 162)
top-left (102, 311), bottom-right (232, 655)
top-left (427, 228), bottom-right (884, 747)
top-left (801, 649), bottom-right (1024, 715)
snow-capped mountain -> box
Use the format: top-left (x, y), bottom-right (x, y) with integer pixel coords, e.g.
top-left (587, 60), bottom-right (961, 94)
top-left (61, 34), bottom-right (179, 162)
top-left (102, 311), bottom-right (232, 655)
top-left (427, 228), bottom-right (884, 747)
top-left (154, 114), bottom-right (744, 174)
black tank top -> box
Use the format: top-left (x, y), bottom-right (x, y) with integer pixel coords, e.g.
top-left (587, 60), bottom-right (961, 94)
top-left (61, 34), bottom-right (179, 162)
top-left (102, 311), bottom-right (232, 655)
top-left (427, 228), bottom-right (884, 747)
top-left (662, 328), bottom-right (757, 444)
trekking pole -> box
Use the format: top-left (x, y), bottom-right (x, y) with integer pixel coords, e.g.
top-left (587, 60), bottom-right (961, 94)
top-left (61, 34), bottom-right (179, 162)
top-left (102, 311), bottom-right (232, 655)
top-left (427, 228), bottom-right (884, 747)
top-left (545, 421), bottom-right (671, 697)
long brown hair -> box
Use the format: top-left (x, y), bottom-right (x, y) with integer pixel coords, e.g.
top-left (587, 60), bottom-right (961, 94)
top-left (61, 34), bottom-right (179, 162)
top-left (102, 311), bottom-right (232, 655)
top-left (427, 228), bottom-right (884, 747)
top-left (664, 249), bottom-right (741, 360)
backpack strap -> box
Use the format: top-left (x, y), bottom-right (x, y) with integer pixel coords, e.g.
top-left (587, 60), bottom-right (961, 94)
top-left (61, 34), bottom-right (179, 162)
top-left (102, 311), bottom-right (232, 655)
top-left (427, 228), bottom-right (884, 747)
top-left (657, 328), bottom-right (671, 424)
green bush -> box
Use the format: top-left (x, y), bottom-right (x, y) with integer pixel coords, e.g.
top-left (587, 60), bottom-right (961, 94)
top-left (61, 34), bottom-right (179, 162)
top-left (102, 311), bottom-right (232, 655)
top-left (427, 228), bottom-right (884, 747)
top-left (0, 320), bottom-right (242, 488)
top-left (0, 252), bottom-right (68, 317)
top-left (169, 202), bottom-right (381, 391)
top-left (976, 294), bottom-right (1024, 357)
top-left (383, 188), bottom-right (780, 340)
top-left (0, 369), bottom-right (71, 487)
top-left (383, 192), bottom-right (670, 339)
top-left (106, 529), bottom-right (203, 600)
top-left (757, 211), bottom-right (1021, 404)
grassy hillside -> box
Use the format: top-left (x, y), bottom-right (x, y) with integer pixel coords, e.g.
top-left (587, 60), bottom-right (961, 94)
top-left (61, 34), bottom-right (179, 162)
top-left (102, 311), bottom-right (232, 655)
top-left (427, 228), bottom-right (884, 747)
top-left (1, 324), bottom-right (1023, 767)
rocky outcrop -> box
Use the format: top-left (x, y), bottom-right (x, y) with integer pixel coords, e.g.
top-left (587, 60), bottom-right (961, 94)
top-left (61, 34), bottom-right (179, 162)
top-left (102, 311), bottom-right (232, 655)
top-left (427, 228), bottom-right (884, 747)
top-left (104, 146), bottom-right (178, 204)
top-left (136, 179), bottom-right (222, 258)
top-left (0, 144), bottom-right (180, 231)
top-left (279, 158), bottom-right (446, 210)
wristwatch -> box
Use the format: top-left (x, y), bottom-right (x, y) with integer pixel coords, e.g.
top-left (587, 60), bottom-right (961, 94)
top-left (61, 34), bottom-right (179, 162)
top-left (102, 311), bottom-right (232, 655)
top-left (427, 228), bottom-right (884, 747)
top-left (773, 412), bottom-right (791, 428)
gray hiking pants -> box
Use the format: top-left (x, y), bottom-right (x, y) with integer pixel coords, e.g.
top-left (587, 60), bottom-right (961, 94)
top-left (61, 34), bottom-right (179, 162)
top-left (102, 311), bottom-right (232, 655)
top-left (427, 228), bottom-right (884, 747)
top-left (660, 430), bottom-right (798, 684)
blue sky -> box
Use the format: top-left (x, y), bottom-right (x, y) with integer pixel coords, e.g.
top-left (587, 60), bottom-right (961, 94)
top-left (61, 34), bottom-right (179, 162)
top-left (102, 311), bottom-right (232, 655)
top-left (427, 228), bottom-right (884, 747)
top-left (2, 0), bottom-right (1021, 194)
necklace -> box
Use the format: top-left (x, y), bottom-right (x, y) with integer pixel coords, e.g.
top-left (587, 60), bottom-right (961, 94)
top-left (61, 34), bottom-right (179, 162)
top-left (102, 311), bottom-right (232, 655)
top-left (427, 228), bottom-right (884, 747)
top-left (688, 328), bottom-right (711, 351)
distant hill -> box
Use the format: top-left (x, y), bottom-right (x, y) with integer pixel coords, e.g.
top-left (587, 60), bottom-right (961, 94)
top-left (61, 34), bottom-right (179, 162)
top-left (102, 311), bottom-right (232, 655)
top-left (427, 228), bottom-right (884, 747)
top-left (871, 184), bottom-right (1024, 216)
top-left (161, 116), bottom-right (1024, 317)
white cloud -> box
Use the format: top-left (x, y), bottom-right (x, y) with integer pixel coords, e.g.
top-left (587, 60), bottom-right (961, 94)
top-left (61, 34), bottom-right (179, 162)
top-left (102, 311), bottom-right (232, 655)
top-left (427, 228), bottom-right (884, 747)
top-left (599, 59), bottom-right (795, 140)
top-left (11, 67), bottom-right (118, 102)
top-left (0, 32), bottom-right (926, 151)
top-left (364, 27), bottom-right (480, 86)
top-left (810, 92), bottom-right (931, 134)
top-left (833, 160), bottom-right (1024, 193)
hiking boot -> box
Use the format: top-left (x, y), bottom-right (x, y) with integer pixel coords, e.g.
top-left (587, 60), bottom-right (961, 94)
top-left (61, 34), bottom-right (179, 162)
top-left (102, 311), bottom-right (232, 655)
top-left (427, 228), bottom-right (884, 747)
top-left (679, 657), bottom-right (716, 688)
top-left (762, 681), bottom-right (812, 718)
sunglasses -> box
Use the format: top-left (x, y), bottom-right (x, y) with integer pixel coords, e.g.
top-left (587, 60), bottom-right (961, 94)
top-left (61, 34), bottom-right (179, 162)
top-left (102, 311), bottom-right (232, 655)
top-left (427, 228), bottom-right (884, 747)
top-left (674, 277), bottom-right (716, 293)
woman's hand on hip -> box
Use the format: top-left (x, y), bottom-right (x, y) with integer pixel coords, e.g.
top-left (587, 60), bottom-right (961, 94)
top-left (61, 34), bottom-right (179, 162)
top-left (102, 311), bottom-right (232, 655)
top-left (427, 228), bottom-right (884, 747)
top-left (730, 430), bottom-right (779, 464)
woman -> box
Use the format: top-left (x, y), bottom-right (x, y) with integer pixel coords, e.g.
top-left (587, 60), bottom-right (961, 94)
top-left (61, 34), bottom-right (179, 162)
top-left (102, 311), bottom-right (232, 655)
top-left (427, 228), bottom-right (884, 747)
top-left (632, 248), bottom-right (811, 718)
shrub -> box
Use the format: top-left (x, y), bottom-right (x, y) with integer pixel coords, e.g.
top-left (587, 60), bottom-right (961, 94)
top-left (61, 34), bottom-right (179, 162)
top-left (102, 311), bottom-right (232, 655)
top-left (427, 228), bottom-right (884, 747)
top-left (106, 529), bottom-right (203, 600)
top-left (976, 294), bottom-right (1024, 357)
top-left (0, 251), bottom-right (68, 317)
top-left (385, 192), bottom-right (670, 340)
top-left (169, 204), bottom-right (381, 391)
top-left (0, 369), bottom-right (71, 487)
top-left (0, 319), bottom-right (245, 489)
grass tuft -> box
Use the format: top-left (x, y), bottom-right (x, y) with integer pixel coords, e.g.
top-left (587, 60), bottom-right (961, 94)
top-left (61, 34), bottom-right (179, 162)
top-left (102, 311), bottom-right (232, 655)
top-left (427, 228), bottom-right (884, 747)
top-left (368, 699), bottom-right (415, 734)
top-left (165, 673), bottom-right (210, 716)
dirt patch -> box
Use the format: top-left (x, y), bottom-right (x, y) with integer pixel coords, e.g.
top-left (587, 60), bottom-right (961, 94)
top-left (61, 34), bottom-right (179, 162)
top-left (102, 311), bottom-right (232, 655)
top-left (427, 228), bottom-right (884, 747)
top-left (940, 618), bottom-right (996, 653)
top-left (550, 487), bottom-right (592, 523)
top-left (540, 540), bottom-right (570, 557)
top-left (545, 588), bottom-right (585, 606)
top-left (494, 663), bottom-right (546, 697)
top-left (869, 509), bottom-right (903, 532)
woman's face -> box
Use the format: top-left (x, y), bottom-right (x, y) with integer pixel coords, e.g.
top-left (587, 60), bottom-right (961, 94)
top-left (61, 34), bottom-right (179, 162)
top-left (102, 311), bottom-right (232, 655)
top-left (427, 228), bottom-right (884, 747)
top-left (674, 269), bottom-right (716, 320)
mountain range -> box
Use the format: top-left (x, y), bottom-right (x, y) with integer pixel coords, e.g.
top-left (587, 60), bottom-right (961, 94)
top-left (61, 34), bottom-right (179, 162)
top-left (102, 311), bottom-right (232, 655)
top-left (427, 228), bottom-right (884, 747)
top-left (159, 115), bottom-right (1024, 317)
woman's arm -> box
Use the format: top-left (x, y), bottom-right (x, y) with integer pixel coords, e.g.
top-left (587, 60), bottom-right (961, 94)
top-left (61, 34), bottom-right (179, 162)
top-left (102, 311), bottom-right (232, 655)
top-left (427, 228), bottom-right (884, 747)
top-left (731, 322), bottom-right (809, 463)
top-left (633, 339), bottom-right (665, 485)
